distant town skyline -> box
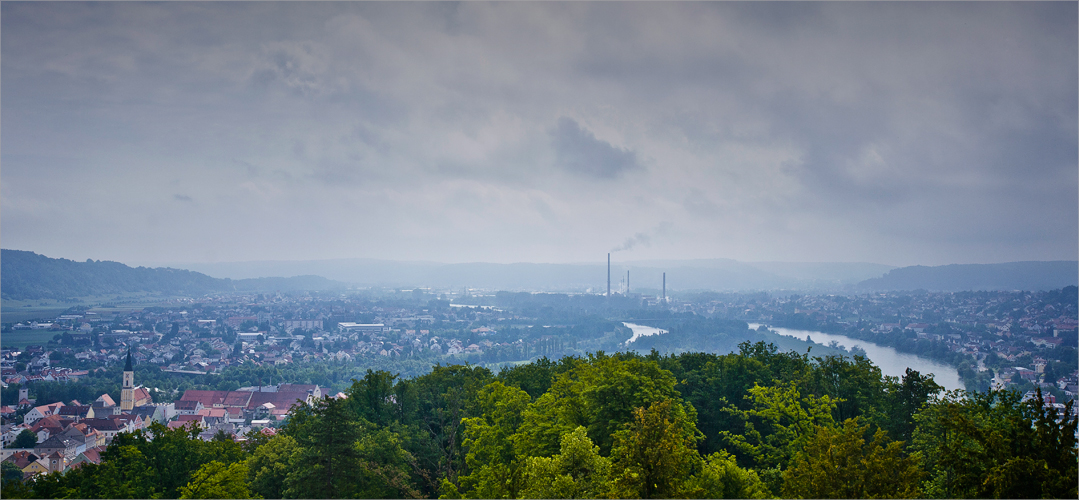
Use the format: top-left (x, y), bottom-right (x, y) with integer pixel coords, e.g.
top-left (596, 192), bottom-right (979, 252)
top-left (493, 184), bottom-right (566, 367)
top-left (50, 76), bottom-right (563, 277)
top-left (3, 2), bottom-right (1076, 268)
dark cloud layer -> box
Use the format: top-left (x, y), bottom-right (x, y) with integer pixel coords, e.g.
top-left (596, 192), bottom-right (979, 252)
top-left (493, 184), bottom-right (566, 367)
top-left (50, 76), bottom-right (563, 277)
top-left (552, 117), bottom-right (642, 179)
top-left (1, 2), bottom-right (1074, 267)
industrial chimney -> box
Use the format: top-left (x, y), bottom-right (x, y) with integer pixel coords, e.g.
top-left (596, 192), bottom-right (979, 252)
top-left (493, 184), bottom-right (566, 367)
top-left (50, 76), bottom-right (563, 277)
top-left (663, 272), bottom-right (666, 303)
top-left (607, 253), bottom-right (611, 298)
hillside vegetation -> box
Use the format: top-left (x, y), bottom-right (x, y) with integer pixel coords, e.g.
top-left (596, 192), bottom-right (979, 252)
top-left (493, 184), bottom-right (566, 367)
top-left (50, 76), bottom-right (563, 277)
top-left (0, 250), bottom-right (343, 301)
top-left (5, 345), bottom-right (1075, 499)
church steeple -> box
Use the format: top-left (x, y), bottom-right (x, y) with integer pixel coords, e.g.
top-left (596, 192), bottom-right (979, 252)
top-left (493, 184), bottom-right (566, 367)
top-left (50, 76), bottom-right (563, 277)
top-left (121, 348), bottom-right (134, 411)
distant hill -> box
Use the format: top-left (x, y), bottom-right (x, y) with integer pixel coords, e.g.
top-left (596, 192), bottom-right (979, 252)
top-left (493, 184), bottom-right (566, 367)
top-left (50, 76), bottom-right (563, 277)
top-left (0, 249), bottom-right (345, 301)
top-left (855, 261), bottom-right (1078, 292)
top-left (165, 257), bottom-right (894, 292)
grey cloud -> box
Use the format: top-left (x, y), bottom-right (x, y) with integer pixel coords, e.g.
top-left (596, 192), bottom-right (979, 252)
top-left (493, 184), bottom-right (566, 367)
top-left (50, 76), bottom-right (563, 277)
top-left (1, 2), bottom-right (1075, 266)
top-left (250, 41), bottom-right (332, 95)
top-left (173, 194), bottom-right (193, 202)
top-left (611, 222), bottom-right (673, 253)
top-left (612, 233), bottom-right (650, 253)
top-left (551, 117), bottom-right (641, 179)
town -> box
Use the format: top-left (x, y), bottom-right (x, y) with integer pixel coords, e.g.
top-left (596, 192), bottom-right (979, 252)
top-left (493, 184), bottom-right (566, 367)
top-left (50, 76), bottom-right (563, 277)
top-left (1, 286), bottom-right (1076, 480)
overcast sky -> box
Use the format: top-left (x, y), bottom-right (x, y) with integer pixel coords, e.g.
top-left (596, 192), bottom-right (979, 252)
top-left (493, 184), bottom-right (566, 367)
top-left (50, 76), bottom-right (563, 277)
top-left (3, 2), bottom-right (1076, 267)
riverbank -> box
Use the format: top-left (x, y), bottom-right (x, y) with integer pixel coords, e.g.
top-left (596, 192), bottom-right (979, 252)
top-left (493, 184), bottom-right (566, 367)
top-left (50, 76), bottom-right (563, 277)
top-left (750, 323), bottom-right (964, 392)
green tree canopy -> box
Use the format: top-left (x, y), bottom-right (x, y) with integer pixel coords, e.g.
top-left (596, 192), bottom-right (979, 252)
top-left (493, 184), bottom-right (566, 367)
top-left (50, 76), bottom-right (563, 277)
top-left (12, 429), bottom-right (38, 448)
top-left (179, 460), bottom-right (256, 499)
top-left (518, 426), bottom-right (612, 499)
top-left (608, 399), bottom-right (701, 499)
top-left (912, 388), bottom-right (1077, 499)
top-left (685, 451), bottom-right (770, 500)
top-left (246, 434), bottom-right (298, 500)
top-left (781, 418), bottom-right (923, 499)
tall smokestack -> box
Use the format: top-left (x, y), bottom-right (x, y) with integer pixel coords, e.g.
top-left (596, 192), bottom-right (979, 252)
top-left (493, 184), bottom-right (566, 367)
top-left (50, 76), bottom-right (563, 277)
top-left (626, 270), bottom-right (630, 294)
top-left (607, 253), bottom-right (611, 298)
top-left (663, 272), bottom-right (666, 303)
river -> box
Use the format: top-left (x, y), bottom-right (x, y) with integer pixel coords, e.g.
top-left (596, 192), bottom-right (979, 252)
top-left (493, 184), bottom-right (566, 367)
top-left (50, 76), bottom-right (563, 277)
top-left (749, 323), bottom-right (964, 392)
top-left (623, 322), bottom-right (668, 344)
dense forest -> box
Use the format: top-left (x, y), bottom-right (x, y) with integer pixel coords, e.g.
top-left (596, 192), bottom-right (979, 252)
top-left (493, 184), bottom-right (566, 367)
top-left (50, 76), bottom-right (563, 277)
top-left (4, 342), bottom-right (1075, 499)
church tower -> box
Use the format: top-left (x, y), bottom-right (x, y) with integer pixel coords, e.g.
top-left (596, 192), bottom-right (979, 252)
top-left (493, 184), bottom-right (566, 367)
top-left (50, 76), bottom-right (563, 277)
top-left (121, 348), bottom-right (134, 411)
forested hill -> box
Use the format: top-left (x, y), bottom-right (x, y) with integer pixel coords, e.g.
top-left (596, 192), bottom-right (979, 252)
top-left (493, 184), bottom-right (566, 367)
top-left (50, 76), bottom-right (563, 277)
top-left (855, 261), bottom-right (1078, 292)
top-left (0, 250), bottom-right (343, 300)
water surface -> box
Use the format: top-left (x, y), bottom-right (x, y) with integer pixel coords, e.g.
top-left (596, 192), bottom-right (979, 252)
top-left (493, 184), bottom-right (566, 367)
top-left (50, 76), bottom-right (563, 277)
top-left (749, 323), bottom-right (963, 391)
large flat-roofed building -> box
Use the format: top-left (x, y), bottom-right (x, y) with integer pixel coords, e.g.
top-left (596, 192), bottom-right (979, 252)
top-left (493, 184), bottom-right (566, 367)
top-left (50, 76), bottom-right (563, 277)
top-left (337, 323), bottom-right (386, 335)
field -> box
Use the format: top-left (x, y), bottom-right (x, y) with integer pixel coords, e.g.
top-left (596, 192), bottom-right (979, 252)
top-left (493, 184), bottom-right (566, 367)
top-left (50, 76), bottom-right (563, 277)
top-left (0, 330), bottom-right (58, 348)
top-left (1, 307), bottom-right (70, 324)
top-left (0, 293), bottom-right (182, 348)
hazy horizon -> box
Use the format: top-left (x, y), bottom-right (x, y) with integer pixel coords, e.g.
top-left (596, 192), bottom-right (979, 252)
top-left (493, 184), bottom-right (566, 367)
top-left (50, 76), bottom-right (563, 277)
top-left (4, 2), bottom-right (1076, 267)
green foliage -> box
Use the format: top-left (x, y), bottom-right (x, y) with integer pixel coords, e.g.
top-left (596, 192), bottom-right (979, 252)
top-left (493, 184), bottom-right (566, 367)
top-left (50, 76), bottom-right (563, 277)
top-left (452, 382), bottom-right (532, 499)
top-left (12, 429), bottom-right (38, 448)
top-left (405, 364), bottom-right (494, 495)
top-left (684, 451), bottom-right (770, 499)
top-left (781, 418), bottom-right (923, 499)
top-left (246, 435), bottom-right (298, 500)
top-left (518, 426), bottom-right (612, 499)
top-left (912, 388), bottom-right (1078, 499)
top-left (608, 399), bottom-right (701, 499)
top-left (12, 343), bottom-right (1078, 500)
top-left (876, 368), bottom-right (943, 443)
top-left (21, 423), bottom-right (247, 499)
top-left (282, 395), bottom-right (420, 498)
top-left (2, 461), bottom-right (29, 496)
top-left (720, 381), bottom-right (838, 472)
top-left (804, 354), bottom-right (885, 423)
top-left (283, 396), bottom-right (365, 498)
top-left (497, 356), bottom-right (573, 400)
top-left (660, 341), bottom-right (814, 456)
top-left (179, 460), bottom-right (256, 499)
top-left (516, 354), bottom-right (687, 457)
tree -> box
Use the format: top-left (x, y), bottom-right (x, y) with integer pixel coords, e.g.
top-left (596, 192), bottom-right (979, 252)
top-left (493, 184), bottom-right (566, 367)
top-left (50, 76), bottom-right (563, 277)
top-left (719, 382), bottom-right (837, 494)
top-left (283, 396), bottom-right (364, 498)
top-left (2, 460), bottom-right (23, 483)
top-left (404, 364), bottom-right (494, 496)
top-left (684, 451), bottom-right (769, 500)
top-left (805, 354), bottom-right (885, 423)
top-left (283, 394), bottom-right (419, 499)
top-left (246, 434), bottom-right (298, 500)
top-left (346, 369), bottom-right (401, 427)
top-left (912, 388), bottom-right (1078, 499)
top-left (443, 381), bottom-right (531, 499)
top-left (608, 399), bottom-right (701, 499)
top-left (876, 368), bottom-right (942, 443)
top-left (720, 382), bottom-right (837, 470)
top-left (137, 422), bottom-right (245, 499)
top-left (519, 426), bottom-right (611, 499)
top-left (516, 355), bottom-right (687, 458)
top-left (178, 460), bottom-right (255, 499)
top-left (781, 418), bottom-right (923, 499)
top-left (74, 444), bottom-right (157, 499)
top-left (12, 429), bottom-right (38, 448)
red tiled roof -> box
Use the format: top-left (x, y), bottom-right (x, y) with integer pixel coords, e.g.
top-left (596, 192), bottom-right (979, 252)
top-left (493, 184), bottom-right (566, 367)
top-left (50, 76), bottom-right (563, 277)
top-left (81, 418), bottom-right (121, 432)
top-left (197, 408), bottom-right (227, 418)
top-left (246, 391), bottom-right (308, 411)
top-left (222, 391), bottom-right (253, 407)
top-left (167, 420), bottom-right (198, 431)
top-left (174, 400), bottom-right (201, 410)
top-left (75, 448), bottom-right (102, 466)
top-left (179, 390), bottom-right (230, 406)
